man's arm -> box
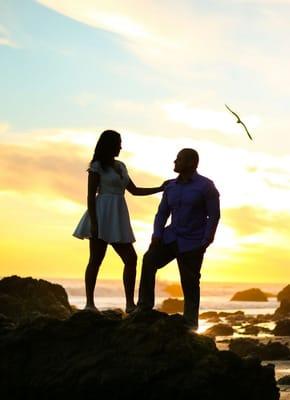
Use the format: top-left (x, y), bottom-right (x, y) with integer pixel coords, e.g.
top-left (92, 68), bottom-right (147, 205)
top-left (152, 190), bottom-right (171, 240)
top-left (201, 181), bottom-right (220, 248)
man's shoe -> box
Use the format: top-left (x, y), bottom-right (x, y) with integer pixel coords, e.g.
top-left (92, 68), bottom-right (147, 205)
top-left (184, 318), bottom-right (199, 331)
top-left (125, 304), bottom-right (137, 314)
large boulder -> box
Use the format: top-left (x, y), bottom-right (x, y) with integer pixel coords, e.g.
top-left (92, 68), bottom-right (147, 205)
top-left (231, 288), bottom-right (268, 302)
top-left (204, 323), bottom-right (234, 337)
top-left (158, 298), bottom-right (184, 313)
top-left (273, 299), bottom-right (290, 319)
top-left (277, 285), bottom-right (290, 302)
top-left (0, 309), bottom-right (280, 400)
top-left (0, 275), bottom-right (72, 322)
top-left (229, 338), bottom-right (290, 360)
top-left (273, 319), bottom-right (290, 336)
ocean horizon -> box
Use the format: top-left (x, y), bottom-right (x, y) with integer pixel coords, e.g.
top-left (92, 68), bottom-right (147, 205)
top-left (40, 277), bottom-right (286, 314)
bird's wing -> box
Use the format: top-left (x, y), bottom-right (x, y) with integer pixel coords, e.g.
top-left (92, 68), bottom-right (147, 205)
top-left (225, 104), bottom-right (240, 120)
top-left (240, 121), bottom-right (253, 140)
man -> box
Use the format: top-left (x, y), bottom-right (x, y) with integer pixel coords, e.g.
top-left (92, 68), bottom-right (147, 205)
top-left (136, 148), bottom-right (220, 330)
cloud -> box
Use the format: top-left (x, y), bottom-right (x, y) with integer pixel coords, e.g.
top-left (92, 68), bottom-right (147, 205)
top-left (0, 25), bottom-right (17, 48)
top-left (162, 102), bottom-right (261, 136)
top-left (71, 92), bottom-right (97, 108)
top-left (223, 206), bottom-right (290, 237)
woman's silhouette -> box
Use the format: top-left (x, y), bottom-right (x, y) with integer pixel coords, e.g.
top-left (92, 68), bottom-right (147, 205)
top-left (73, 130), bottom-right (165, 313)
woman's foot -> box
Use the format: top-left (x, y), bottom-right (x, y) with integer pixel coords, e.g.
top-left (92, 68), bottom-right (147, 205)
top-left (125, 304), bottom-right (137, 314)
top-left (83, 304), bottom-right (100, 313)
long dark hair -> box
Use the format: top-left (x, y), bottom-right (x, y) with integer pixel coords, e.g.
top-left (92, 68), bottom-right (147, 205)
top-left (87, 130), bottom-right (121, 171)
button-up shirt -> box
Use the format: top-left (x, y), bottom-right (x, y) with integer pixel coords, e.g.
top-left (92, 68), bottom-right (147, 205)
top-left (152, 171), bottom-right (220, 252)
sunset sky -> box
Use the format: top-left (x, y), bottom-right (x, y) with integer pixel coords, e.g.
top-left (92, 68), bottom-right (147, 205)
top-left (0, 0), bottom-right (289, 283)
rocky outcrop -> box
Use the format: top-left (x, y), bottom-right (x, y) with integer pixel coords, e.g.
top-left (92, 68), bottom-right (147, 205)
top-left (231, 288), bottom-right (268, 302)
top-left (273, 319), bottom-right (290, 336)
top-left (158, 298), bottom-right (184, 313)
top-left (204, 323), bottom-right (235, 337)
top-left (277, 375), bottom-right (290, 385)
top-left (0, 309), bottom-right (280, 400)
top-left (229, 338), bottom-right (290, 360)
top-left (0, 275), bottom-right (72, 322)
top-left (274, 299), bottom-right (290, 319)
top-left (277, 285), bottom-right (290, 302)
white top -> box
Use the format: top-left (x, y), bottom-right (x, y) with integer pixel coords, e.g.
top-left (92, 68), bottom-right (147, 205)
top-left (72, 160), bottom-right (135, 243)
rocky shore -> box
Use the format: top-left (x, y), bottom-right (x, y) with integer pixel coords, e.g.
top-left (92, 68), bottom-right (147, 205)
top-left (0, 275), bottom-right (288, 399)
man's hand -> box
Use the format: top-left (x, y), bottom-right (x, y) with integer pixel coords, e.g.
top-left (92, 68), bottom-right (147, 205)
top-left (200, 238), bottom-right (213, 251)
top-left (150, 237), bottom-right (161, 247)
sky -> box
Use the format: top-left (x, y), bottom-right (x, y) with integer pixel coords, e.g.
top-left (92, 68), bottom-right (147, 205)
top-left (0, 0), bottom-right (289, 283)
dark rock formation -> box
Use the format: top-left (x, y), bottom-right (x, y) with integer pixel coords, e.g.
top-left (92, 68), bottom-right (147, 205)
top-left (218, 311), bottom-right (245, 317)
top-left (229, 338), bottom-right (290, 360)
top-left (274, 299), bottom-right (290, 319)
top-left (277, 285), bottom-right (290, 302)
top-left (231, 288), bottom-right (268, 302)
top-left (277, 375), bottom-right (290, 385)
top-left (242, 324), bottom-right (261, 335)
top-left (158, 298), bottom-right (184, 313)
top-left (0, 275), bottom-right (72, 322)
top-left (0, 309), bottom-right (280, 400)
top-left (273, 319), bottom-right (290, 336)
top-left (204, 323), bottom-right (234, 337)
top-left (163, 283), bottom-right (183, 297)
top-left (200, 311), bottom-right (219, 319)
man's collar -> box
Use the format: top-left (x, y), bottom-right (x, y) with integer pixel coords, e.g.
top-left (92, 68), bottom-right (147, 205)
top-left (175, 170), bottom-right (198, 183)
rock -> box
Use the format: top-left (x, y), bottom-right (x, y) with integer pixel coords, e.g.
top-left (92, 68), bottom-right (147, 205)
top-left (0, 275), bottom-right (72, 322)
top-left (0, 309), bottom-right (280, 400)
top-left (158, 298), bottom-right (184, 313)
top-left (273, 299), bottom-right (290, 319)
top-left (273, 319), bottom-right (290, 336)
top-left (229, 338), bottom-right (290, 360)
top-left (218, 311), bottom-right (245, 317)
top-left (231, 288), bottom-right (268, 302)
top-left (163, 283), bottom-right (183, 297)
top-left (277, 375), bottom-right (290, 385)
top-left (242, 324), bottom-right (260, 335)
top-left (199, 311), bottom-right (219, 319)
top-left (277, 285), bottom-right (290, 302)
top-left (204, 323), bottom-right (234, 337)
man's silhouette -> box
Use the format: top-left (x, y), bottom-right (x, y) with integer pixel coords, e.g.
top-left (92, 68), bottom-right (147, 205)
top-left (137, 148), bottom-right (220, 330)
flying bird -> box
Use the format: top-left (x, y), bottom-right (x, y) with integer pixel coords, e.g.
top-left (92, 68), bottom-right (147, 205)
top-left (225, 104), bottom-right (253, 141)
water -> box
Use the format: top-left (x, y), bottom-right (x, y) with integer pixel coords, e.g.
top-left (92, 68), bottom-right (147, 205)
top-left (50, 278), bottom-right (285, 315)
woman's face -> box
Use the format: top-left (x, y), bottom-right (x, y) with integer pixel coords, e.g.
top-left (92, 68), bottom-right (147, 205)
top-left (114, 139), bottom-right (122, 156)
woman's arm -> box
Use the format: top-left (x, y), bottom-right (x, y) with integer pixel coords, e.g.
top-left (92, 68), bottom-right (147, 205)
top-left (126, 178), bottom-right (164, 196)
top-left (87, 171), bottom-right (100, 234)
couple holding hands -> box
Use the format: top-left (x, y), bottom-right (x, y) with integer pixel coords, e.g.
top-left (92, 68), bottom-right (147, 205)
top-left (73, 130), bottom-right (220, 330)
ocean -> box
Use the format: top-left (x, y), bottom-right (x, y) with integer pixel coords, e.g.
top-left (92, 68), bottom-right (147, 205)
top-left (51, 278), bottom-right (285, 316)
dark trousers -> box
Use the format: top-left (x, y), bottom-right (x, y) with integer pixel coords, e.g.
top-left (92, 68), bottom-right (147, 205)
top-left (137, 241), bottom-right (205, 326)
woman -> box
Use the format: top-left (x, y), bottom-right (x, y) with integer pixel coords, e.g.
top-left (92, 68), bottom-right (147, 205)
top-left (73, 130), bottom-right (165, 313)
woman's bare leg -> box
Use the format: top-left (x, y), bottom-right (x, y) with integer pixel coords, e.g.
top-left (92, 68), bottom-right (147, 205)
top-left (111, 243), bottom-right (137, 312)
top-left (84, 238), bottom-right (107, 309)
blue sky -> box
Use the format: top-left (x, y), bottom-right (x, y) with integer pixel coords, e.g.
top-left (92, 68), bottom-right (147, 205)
top-left (0, 0), bottom-right (289, 282)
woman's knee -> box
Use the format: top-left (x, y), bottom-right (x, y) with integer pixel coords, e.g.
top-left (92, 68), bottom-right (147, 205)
top-left (124, 251), bottom-right (137, 267)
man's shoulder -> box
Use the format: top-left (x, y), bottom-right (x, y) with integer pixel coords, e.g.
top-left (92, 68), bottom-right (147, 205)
top-left (196, 173), bottom-right (219, 194)
top-left (196, 173), bottom-right (214, 185)
top-left (164, 179), bottom-right (177, 191)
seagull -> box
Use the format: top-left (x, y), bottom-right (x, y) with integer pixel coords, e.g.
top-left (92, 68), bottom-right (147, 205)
top-left (225, 104), bottom-right (253, 141)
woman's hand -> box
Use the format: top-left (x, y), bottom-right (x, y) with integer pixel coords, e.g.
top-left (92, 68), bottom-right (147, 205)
top-left (161, 179), bottom-right (171, 190)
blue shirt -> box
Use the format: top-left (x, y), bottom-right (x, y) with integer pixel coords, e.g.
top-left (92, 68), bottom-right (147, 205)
top-left (153, 172), bottom-right (220, 252)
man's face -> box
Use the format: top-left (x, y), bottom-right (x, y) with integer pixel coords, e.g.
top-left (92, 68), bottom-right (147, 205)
top-left (174, 151), bottom-right (195, 173)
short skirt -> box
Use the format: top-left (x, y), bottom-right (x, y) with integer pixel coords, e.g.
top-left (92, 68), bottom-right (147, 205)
top-left (72, 194), bottom-right (135, 243)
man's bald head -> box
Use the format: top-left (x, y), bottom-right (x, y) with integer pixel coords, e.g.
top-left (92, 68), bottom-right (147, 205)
top-left (174, 148), bottom-right (199, 174)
